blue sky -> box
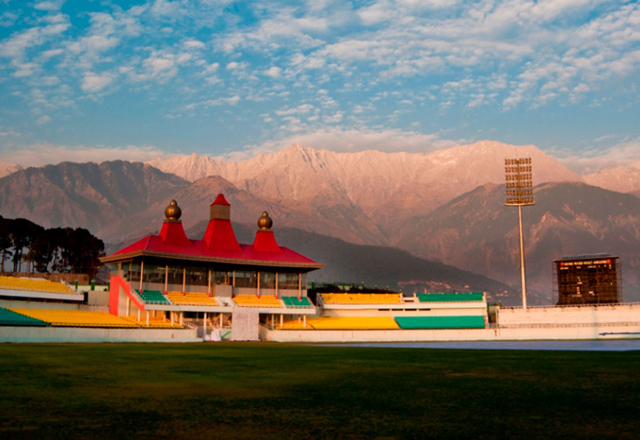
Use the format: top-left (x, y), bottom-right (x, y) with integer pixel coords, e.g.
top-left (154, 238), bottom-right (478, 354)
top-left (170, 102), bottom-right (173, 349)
top-left (0, 0), bottom-right (638, 171)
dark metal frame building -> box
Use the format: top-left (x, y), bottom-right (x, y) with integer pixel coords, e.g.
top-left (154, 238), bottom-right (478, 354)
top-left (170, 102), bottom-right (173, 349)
top-left (553, 254), bottom-right (622, 305)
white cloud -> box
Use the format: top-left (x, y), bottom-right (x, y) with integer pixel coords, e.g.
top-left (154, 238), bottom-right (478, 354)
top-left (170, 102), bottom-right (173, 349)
top-left (81, 72), bottom-right (114, 92)
top-left (34, 0), bottom-right (66, 12)
top-left (219, 127), bottom-right (457, 161)
top-left (264, 66), bottom-right (282, 78)
top-left (553, 139), bottom-right (640, 173)
top-left (36, 115), bottom-right (52, 125)
top-left (184, 40), bottom-right (206, 50)
top-left (1, 144), bottom-right (168, 167)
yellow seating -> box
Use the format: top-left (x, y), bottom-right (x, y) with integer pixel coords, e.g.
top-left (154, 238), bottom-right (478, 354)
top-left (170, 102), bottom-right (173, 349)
top-left (321, 293), bottom-right (401, 305)
top-left (8, 308), bottom-right (184, 329)
top-left (121, 316), bottom-right (184, 329)
top-left (280, 316), bottom-right (399, 330)
top-left (166, 291), bottom-right (219, 306)
top-left (233, 294), bottom-right (282, 308)
top-left (0, 276), bottom-right (77, 294)
top-left (8, 308), bottom-right (138, 328)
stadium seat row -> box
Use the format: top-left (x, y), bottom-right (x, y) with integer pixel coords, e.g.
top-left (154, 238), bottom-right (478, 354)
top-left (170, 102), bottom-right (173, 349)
top-left (4, 308), bottom-right (183, 329)
top-left (133, 290), bottom-right (313, 309)
top-left (279, 315), bottom-right (486, 330)
top-left (0, 276), bottom-right (77, 294)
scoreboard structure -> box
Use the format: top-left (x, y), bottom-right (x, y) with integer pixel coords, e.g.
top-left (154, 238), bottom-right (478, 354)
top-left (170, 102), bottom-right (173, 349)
top-left (553, 255), bottom-right (622, 305)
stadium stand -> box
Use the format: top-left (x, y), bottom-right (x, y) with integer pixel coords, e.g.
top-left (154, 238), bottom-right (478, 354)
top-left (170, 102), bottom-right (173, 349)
top-left (282, 296), bottom-right (313, 308)
top-left (7, 308), bottom-right (139, 328)
top-left (233, 294), bottom-right (282, 308)
top-left (166, 291), bottom-right (219, 306)
top-left (0, 275), bottom-right (77, 294)
top-left (321, 293), bottom-right (401, 304)
top-left (395, 316), bottom-right (485, 329)
top-left (135, 289), bottom-right (172, 305)
top-left (416, 293), bottom-right (484, 302)
top-left (281, 316), bottom-right (399, 330)
top-left (0, 307), bottom-right (49, 326)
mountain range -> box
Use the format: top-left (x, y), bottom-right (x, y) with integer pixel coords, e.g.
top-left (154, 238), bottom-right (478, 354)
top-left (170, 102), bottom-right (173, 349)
top-left (2, 141), bottom-right (639, 303)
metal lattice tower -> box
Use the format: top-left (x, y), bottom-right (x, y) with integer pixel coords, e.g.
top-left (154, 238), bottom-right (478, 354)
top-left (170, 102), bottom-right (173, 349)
top-left (505, 158), bottom-right (534, 309)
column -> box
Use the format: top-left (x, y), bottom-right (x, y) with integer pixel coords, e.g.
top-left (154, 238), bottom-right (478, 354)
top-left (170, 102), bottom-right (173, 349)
top-left (275, 272), bottom-right (279, 299)
top-left (257, 271), bottom-right (261, 298)
top-left (164, 265), bottom-right (168, 293)
top-left (139, 260), bottom-right (144, 293)
top-left (182, 267), bottom-right (186, 294)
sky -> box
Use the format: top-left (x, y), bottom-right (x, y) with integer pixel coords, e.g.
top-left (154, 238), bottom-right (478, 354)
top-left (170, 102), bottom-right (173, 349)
top-left (0, 0), bottom-right (639, 172)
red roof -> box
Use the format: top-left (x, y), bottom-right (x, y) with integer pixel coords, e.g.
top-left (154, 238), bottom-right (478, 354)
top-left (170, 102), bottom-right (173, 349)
top-left (102, 194), bottom-right (323, 270)
top-left (104, 235), bottom-right (320, 268)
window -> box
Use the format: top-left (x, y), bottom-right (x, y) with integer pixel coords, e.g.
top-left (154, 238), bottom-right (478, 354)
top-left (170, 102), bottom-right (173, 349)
top-left (186, 267), bottom-right (207, 286)
top-left (235, 271), bottom-right (257, 288)
top-left (167, 266), bottom-right (183, 285)
top-left (260, 272), bottom-right (276, 289)
top-left (278, 273), bottom-right (299, 290)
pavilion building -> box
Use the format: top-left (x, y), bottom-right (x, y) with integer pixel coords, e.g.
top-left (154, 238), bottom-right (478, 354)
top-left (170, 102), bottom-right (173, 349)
top-left (101, 194), bottom-right (323, 340)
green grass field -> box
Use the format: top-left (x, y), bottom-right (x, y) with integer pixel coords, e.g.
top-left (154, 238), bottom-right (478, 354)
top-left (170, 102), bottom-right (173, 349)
top-left (1, 343), bottom-right (639, 439)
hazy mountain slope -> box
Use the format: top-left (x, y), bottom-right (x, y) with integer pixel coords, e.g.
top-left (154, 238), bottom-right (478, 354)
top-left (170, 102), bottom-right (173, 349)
top-left (0, 161), bottom-right (189, 235)
top-left (397, 182), bottom-right (640, 303)
top-left (101, 175), bottom-right (385, 245)
top-left (583, 162), bottom-right (640, 194)
top-left (178, 222), bottom-right (517, 303)
top-left (0, 163), bottom-right (23, 179)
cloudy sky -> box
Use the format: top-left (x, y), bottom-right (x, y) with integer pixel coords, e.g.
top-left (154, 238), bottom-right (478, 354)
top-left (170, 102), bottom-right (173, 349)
top-left (0, 0), bottom-right (639, 171)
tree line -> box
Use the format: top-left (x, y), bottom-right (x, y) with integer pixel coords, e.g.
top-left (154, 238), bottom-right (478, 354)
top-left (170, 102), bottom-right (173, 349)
top-left (0, 216), bottom-right (105, 279)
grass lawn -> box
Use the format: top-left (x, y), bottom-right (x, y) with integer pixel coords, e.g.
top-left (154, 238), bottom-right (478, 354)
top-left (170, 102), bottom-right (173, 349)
top-left (0, 343), bottom-right (639, 439)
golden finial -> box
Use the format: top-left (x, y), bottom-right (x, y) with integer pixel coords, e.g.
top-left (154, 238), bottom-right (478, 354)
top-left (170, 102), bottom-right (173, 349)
top-left (257, 211), bottom-right (273, 230)
top-left (164, 200), bottom-right (182, 221)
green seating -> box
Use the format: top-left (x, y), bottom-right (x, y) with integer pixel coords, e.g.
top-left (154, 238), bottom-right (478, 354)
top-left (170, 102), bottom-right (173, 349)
top-left (282, 296), bottom-right (313, 308)
top-left (0, 307), bottom-right (50, 327)
top-left (417, 292), bottom-right (484, 302)
top-left (136, 289), bottom-right (171, 305)
top-left (395, 316), bottom-right (485, 329)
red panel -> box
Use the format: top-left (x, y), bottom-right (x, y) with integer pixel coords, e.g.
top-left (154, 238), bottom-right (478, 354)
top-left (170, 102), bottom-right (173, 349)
top-left (159, 221), bottom-right (192, 247)
top-left (253, 230), bottom-right (283, 253)
top-left (202, 218), bottom-right (242, 251)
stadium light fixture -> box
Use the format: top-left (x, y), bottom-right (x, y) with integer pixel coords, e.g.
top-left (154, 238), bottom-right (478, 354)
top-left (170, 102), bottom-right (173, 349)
top-left (505, 158), bottom-right (534, 309)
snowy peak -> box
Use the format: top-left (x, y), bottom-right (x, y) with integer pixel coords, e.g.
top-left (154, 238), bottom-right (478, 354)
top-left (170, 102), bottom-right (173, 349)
top-left (0, 163), bottom-right (23, 179)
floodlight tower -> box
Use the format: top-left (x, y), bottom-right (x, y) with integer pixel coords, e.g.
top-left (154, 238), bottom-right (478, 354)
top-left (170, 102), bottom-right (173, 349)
top-left (505, 158), bottom-right (534, 309)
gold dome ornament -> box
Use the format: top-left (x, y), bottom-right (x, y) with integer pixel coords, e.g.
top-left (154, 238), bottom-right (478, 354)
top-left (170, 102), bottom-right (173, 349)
top-left (257, 211), bottom-right (273, 230)
top-left (164, 200), bottom-right (182, 222)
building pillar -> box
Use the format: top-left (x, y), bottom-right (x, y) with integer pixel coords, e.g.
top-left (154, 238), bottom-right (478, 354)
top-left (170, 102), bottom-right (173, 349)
top-left (139, 260), bottom-right (144, 293)
top-left (303, 314), bottom-right (306, 328)
top-left (164, 265), bottom-right (168, 293)
top-left (280, 314), bottom-right (283, 328)
top-left (137, 308), bottom-right (140, 322)
top-left (171, 312), bottom-right (174, 326)
top-left (208, 269), bottom-right (212, 296)
top-left (182, 267), bottom-right (186, 294)
top-left (180, 313), bottom-right (183, 326)
top-left (204, 312), bottom-right (207, 340)
top-left (275, 272), bottom-right (279, 299)
top-left (257, 271), bottom-right (261, 298)
top-left (298, 272), bottom-right (302, 300)
top-left (146, 311), bottom-right (149, 327)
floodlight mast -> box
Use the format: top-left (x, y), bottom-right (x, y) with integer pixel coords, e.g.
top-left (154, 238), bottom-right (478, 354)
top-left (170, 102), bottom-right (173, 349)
top-left (505, 158), bottom-right (534, 309)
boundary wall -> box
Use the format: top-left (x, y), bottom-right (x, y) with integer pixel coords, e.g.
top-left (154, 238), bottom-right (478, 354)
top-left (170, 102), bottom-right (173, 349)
top-left (0, 325), bottom-right (199, 343)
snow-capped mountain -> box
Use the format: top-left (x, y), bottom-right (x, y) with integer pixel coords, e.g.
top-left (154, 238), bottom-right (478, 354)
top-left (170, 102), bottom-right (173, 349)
top-left (147, 141), bottom-right (582, 236)
top-left (583, 161), bottom-right (640, 194)
top-left (0, 163), bottom-right (23, 179)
